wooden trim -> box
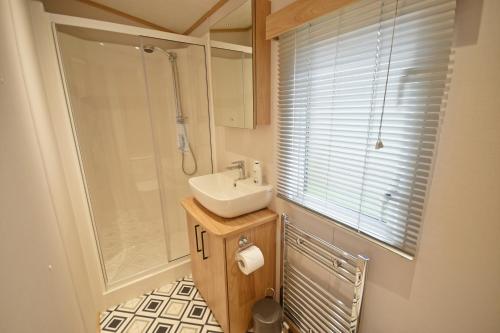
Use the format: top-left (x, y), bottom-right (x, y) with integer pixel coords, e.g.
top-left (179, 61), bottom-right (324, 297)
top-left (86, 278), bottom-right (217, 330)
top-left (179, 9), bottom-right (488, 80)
top-left (210, 40), bottom-right (253, 54)
top-left (253, 0), bottom-right (271, 125)
top-left (279, 214), bottom-right (285, 299)
top-left (183, 0), bottom-right (230, 35)
top-left (75, 0), bottom-right (176, 33)
top-left (210, 26), bottom-right (252, 33)
top-left (265, 0), bottom-right (359, 39)
top-left (181, 197), bottom-right (277, 238)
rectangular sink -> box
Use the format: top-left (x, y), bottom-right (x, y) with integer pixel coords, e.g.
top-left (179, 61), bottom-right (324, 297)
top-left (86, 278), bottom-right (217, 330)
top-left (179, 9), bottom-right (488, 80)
top-left (188, 170), bottom-right (273, 218)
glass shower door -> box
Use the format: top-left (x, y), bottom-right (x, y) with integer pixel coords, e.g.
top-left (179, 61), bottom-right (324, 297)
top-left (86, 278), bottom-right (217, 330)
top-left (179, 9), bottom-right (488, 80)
top-left (140, 36), bottom-right (213, 261)
top-left (55, 25), bottom-right (212, 287)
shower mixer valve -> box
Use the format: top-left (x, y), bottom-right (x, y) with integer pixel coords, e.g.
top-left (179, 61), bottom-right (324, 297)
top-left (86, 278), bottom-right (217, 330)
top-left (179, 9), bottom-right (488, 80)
top-left (176, 123), bottom-right (190, 153)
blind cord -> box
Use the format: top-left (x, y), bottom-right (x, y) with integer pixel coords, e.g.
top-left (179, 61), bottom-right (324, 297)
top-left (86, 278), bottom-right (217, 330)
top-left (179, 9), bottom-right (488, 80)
top-left (376, 0), bottom-right (400, 150)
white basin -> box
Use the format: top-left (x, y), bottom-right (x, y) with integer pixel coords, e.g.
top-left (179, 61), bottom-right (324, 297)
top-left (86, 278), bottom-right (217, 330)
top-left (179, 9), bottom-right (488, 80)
top-left (188, 170), bottom-right (273, 218)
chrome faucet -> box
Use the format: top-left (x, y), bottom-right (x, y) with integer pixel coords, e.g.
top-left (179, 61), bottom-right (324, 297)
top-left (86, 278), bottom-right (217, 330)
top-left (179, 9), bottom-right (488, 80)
top-left (226, 160), bottom-right (246, 180)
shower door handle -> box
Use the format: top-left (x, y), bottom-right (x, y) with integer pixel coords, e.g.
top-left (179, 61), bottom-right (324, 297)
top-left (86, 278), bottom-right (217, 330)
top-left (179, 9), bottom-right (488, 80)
top-left (201, 231), bottom-right (208, 260)
top-left (194, 224), bottom-right (202, 252)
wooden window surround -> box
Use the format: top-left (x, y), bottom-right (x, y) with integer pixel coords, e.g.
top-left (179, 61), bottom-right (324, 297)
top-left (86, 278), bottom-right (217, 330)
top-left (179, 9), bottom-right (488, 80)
top-left (254, 0), bottom-right (272, 125)
top-left (265, 0), bottom-right (359, 39)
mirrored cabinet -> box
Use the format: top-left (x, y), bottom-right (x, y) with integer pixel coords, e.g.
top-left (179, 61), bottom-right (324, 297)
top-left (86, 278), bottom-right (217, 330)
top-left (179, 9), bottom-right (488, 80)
top-left (209, 0), bottom-right (270, 129)
top-left (211, 46), bottom-right (253, 128)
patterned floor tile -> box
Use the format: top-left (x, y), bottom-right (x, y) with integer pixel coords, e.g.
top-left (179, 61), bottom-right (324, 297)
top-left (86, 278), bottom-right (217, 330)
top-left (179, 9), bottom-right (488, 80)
top-left (136, 295), bottom-right (169, 317)
top-left (201, 325), bottom-right (224, 333)
top-left (153, 282), bottom-right (176, 297)
top-left (193, 291), bottom-right (204, 302)
top-left (102, 311), bottom-right (135, 332)
top-left (101, 276), bottom-right (223, 333)
top-left (122, 316), bottom-right (154, 333)
top-left (181, 301), bottom-right (209, 325)
top-left (147, 317), bottom-right (180, 333)
top-left (160, 299), bottom-right (189, 320)
top-left (117, 296), bottom-right (148, 313)
top-left (206, 314), bottom-right (219, 327)
top-left (176, 322), bottom-right (203, 333)
top-left (171, 281), bottom-right (196, 301)
top-left (100, 310), bottom-right (112, 324)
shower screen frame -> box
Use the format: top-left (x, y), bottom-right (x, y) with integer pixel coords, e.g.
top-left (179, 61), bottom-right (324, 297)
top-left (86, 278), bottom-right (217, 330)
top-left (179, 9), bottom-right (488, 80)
top-left (36, 7), bottom-right (216, 309)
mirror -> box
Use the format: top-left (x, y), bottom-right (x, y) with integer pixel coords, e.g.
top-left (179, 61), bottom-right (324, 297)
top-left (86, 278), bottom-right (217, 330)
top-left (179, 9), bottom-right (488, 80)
top-left (210, 0), bottom-right (254, 129)
top-left (211, 47), bottom-right (253, 128)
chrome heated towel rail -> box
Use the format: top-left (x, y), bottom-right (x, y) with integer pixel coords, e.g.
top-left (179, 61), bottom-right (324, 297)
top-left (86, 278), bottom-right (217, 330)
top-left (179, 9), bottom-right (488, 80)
top-left (282, 214), bottom-right (369, 333)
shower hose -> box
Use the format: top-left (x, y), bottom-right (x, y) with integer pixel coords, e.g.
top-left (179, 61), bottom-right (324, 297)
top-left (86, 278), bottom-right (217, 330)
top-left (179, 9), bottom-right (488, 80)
top-left (181, 131), bottom-right (197, 176)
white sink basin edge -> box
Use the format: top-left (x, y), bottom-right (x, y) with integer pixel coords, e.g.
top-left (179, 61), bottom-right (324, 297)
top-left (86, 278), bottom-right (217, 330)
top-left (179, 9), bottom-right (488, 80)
top-left (188, 170), bottom-right (273, 218)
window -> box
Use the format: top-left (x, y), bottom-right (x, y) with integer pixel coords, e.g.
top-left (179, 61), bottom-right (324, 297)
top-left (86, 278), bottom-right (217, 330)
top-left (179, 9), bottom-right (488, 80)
top-left (277, 0), bottom-right (456, 256)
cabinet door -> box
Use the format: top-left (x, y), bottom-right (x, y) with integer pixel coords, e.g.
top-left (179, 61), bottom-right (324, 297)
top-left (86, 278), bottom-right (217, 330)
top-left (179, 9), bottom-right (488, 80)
top-left (186, 213), bottom-right (229, 332)
top-left (226, 220), bottom-right (277, 333)
top-left (186, 214), bottom-right (204, 292)
top-left (201, 229), bottom-right (229, 332)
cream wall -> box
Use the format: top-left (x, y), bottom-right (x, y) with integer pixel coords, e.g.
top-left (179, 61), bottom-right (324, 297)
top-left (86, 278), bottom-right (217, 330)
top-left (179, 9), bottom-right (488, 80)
top-left (210, 30), bottom-right (253, 46)
top-left (214, 0), bottom-right (500, 332)
top-left (0, 0), bottom-right (88, 332)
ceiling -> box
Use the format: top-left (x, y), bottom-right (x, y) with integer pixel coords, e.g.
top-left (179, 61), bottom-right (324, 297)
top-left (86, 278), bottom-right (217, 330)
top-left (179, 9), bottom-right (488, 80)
top-left (39, 0), bottom-right (222, 34)
top-left (211, 0), bottom-right (252, 30)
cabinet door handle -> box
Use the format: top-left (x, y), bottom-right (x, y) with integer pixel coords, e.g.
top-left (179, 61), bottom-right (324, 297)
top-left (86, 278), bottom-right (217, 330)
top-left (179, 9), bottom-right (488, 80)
top-left (194, 224), bottom-right (202, 252)
top-left (201, 230), bottom-right (208, 260)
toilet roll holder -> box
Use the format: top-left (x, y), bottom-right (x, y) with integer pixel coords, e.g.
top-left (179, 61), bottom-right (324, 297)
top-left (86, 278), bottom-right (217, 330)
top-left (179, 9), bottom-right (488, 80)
top-left (238, 235), bottom-right (252, 248)
top-left (236, 235), bottom-right (254, 266)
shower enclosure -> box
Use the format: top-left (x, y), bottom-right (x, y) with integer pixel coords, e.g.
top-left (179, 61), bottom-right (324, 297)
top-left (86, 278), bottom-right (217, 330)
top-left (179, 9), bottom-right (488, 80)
top-left (53, 23), bottom-right (213, 289)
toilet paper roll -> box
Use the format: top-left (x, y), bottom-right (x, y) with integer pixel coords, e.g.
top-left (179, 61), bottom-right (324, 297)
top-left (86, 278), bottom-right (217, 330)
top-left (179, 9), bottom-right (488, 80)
top-left (235, 245), bottom-right (264, 275)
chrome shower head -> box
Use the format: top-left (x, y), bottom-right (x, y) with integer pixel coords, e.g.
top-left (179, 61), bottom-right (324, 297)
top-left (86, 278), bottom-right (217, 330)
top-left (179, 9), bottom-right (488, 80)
top-left (142, 45), bottom-right (155, 53)
top-left (168, 52), bottom-right (177, 61)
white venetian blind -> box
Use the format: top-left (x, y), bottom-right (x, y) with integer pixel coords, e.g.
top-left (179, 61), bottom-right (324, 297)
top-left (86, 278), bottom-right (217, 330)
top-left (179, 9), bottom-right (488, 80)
top-left (278, 0), bottom-right (456, 256)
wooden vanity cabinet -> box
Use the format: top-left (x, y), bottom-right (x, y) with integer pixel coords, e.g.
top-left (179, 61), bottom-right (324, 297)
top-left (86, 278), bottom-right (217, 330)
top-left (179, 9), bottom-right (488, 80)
top-left (182, 197), bottom-right (277, 333)
top-left (185, 215), bottom-right (228, 329)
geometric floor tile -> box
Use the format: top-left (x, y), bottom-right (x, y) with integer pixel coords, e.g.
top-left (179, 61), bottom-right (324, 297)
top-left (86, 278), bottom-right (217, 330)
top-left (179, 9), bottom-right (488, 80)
top-left (153, 283), bottom-right (176, 298)
top-left (161, 299), bottom-right (189, 320)
top-left (116, 296), bottom-right (147, 313)
top-left (193, 291), bottom-right (204, 302)
top-left (147, 317), bottom-right (180, 333)
top-left (181, 301), bottom-right (209, 325)
top-left (123, 316), bottom-right (154, 333)
top-left (136, 295), bottom-right (169, 318)
top-left (206, 314), bottom-right (220, 327)
top-left (171, 281), bottom-right (196, 301)
top-left (101, 311), bottom-right (134, 332)
top-left (100, 275), bottom-right (223, 333)
top-left (175, 322), bottom-right (203, 333)
top-left (201, 326), bottom-right (224, 333)
top-left (100, 310), bottom-right (112, 324)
